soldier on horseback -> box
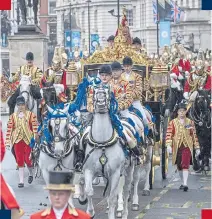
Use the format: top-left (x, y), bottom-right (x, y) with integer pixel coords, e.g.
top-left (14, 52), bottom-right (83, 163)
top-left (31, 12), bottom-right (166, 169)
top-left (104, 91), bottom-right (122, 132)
top-left (184, 59), bottom-right (211, 101)
top-left (7, 52), bottom-right (43, 115)
top-left (42, 46), bottom-right (70, 100)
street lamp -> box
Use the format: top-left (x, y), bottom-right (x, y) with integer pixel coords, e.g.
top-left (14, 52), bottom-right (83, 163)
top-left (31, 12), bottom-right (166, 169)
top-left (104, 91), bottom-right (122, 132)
top-left (87, 0), bottom-right (91, 55)
top-left (108, 0), bottom-right (121, 28)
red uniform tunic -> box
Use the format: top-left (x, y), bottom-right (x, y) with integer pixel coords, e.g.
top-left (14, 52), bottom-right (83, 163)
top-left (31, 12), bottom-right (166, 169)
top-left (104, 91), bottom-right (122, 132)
top-left (5, 111), bottom-right (38, 167)
top-left (30, 206), bottom-right (91, 219)
top-left (184, 73), bottom-right (212, 93)
top-left (179, 59), bottom-right (191, 72)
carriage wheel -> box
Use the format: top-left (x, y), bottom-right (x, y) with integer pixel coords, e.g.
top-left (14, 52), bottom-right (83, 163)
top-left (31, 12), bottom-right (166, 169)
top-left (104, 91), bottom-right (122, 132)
top-left (161, 116), bottom-right (170, 179)
top-left (149, 151), bottom-right (155, 189)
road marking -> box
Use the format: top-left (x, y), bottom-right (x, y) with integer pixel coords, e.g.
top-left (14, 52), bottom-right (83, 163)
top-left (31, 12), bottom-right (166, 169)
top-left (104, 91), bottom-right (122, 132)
top-left (182, 201), bottom-right (193, 208)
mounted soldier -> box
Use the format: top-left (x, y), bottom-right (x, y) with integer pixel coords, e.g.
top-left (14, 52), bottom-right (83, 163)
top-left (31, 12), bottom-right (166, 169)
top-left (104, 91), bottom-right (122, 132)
top-left (5, 95), bottom-right (38, 188)
top-left (184, 59), bottom-right (211, 102)
top-left (42, 46), bottom-right (70, 99)
top-left (7, 52), bottom-right (43, 116)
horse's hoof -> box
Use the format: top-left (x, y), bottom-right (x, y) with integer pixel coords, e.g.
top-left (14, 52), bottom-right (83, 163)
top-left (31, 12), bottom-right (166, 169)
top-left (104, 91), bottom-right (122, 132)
top-left (78, 197), bottom-right (88, 205)
top-left (116, 211), bottom-right (122, 218)
top-left (142, 190), bottom-right (150, 196)
top-left (91, 214), bottom-right (95, 219)
top-left (131, 204), bottom-right (139, 211)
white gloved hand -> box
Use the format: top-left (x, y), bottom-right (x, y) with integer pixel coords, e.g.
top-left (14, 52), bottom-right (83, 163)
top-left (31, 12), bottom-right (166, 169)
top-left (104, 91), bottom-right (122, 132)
top-left (195, 149), bottom-right (200, 158)
top-left (166, 145), bottom-right (172, 154)
top-left (183, 92), bottom-right (189, 100)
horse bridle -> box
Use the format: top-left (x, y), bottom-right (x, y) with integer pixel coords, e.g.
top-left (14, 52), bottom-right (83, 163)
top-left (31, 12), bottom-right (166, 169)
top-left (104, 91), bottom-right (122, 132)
top-left (51, 117), bottom-right (69, 143)
top-left (20, 90), bottom-right (35, 111)
top-left (93, 86), bottom-right (110, 113)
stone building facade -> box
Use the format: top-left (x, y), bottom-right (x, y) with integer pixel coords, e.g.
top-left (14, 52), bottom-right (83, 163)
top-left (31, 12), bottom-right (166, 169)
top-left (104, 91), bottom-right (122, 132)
top-left (56, 0), bottom-right (211, 54)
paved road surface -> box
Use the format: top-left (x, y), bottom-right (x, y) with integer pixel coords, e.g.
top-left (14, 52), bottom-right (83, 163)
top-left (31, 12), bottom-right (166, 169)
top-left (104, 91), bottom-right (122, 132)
top-left (1, 115), bottom-right (211, 219)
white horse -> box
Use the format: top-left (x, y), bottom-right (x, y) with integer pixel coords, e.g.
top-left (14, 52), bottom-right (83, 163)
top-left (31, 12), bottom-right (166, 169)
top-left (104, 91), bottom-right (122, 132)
top-left (78, 85), bottom-right (126, 219)
top-left (115, 108), bottom-right (155, 218)
top-left (15, 75), bottom-right (37, 115)
top-left (38, 104), bottom-right (81, 204)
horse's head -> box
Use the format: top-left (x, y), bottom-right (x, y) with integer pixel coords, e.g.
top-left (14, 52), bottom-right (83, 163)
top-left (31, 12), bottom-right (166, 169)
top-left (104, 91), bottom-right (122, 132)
top-left (47, 104), bottom-right (70, 156)
top-left (195, 90), bottom-right (211, 112)
top-left (41, 85), bottom-right (57, 107)
top-left (19, 75), bottom-right (32, 102)
top-left (93, 85), bottom-right (111, 113)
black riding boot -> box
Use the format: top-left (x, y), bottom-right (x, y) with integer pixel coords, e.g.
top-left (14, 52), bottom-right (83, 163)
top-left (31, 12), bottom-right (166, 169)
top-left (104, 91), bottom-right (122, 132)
top-left (74, 150), bottom-right (85, 172)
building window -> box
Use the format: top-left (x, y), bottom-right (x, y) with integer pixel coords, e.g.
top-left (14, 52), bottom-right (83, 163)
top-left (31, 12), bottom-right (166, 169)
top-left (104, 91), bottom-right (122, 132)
top-left (126, 9), bottom-right (133, 26)
top-left (49, 0), bottom-right (56, 15)
top-left (49, 24), bottom-right (57, 43)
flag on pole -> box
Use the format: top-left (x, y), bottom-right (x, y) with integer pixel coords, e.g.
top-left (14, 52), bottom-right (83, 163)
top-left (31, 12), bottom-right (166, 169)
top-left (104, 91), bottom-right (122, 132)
top-left (152, 0), bottom-right (158, 24)
top-left (171, 1), bottom-right (182, 22)
top-left (159, 21), bottom-right (171, 47)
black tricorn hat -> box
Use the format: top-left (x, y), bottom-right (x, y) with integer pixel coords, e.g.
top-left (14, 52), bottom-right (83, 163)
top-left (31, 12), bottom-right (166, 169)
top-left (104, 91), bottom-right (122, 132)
top-left (132, 37), bottom-right (141, 45)
top-left (177, 103), bottom-right (187, 110)
top-left (16, 95), bottom-right (25, 105)
top-left (123, 56), bottom-right (133, 66)
top-left (107, 35), bottom-right (115, 42)
top-left (26, 52), bottom-right (34, 61)
top-left (99, 65), bottom-right (112, 74)
top-left (111, 61), bottom-right (122, 71)
top-left (44, 171), bottom-right (75, 191)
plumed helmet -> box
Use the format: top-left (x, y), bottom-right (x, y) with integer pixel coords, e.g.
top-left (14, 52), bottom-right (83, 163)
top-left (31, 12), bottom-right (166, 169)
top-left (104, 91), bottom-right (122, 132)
top-left (111, 61), bottom-right (122, 71)
top-left (132, 37), bottom-right (141, 45)
top-left (123, 56), bottom-right (133, 66)
top-left (177, 102), bottom-right (187, 110)
top-left (16, 95), bottom-right (25, 105)
top-left (26, 52), bottom-right (34, 61)
top-left (107, 35), bottom-right (115, 42)
top-left (99, 65), bottom-right (112, 74)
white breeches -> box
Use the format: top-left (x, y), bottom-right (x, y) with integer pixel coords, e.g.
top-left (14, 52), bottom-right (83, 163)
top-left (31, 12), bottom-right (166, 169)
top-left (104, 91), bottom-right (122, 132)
top-left (132, 100), bottom-right (148, 126)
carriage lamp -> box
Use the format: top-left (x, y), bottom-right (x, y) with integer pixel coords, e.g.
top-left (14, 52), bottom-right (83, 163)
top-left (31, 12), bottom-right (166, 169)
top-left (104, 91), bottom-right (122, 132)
top-left (66, 61), bottom-right (79, 101)
top-left (149, 67), bottom-right (163, 101)
top-left (149, 66), bottom-right (168, 102)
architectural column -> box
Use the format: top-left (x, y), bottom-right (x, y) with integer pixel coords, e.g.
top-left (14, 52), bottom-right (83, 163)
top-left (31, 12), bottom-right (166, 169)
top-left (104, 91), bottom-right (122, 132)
top-left (56, 10), bottom-right (65, 46)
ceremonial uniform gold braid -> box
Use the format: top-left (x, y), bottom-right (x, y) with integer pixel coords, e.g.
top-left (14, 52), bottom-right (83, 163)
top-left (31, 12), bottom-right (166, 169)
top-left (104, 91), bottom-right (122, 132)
top-left (110, 78), bottom-right (133, 111)
top-left (166, 118), bottom-right (199, 165)
top-left (5, 111), bottom-right (38, 146)
top-left (86, 79), bottom-right (133, 112)
top-left (12, 65), bottom-right (43, 86)
top-left (121, 71), bottom-right (143, 101)
top-left (44, 67), bottom-right (56, 83)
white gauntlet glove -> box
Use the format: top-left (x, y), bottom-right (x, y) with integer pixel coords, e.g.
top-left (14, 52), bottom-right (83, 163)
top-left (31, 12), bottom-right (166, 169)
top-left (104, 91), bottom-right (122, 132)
top-left (9, 77), bottom-right (13, 83)
top-left (166, 145), bottom-right (172, 154)
top-left (195, 149), bottom-right (200, 158)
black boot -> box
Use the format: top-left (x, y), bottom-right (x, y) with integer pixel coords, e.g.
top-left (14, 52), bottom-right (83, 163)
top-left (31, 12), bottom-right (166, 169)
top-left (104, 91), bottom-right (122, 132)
top-left (74, 150), bottom-right (85, 172)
